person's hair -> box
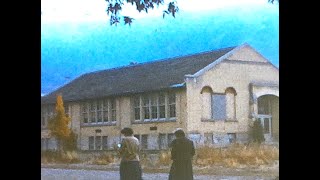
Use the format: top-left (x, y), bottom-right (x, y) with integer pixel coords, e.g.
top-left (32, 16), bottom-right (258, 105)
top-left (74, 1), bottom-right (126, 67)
top-left (174, 129), bottom-right (185, 138)
top-left (121, 127), bottom-right (134, 136)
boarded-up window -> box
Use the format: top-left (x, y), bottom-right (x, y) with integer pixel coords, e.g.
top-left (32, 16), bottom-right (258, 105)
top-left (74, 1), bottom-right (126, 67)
top-left (212, 94), bottom-right (227, 120)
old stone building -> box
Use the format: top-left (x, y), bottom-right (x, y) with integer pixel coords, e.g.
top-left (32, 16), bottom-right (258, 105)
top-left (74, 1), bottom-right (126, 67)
top-left (41, 43), bottom-right (279, 151)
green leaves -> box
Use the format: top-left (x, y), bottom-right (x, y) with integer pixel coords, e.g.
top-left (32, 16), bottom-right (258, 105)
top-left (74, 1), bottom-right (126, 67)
top-left (106, 0), bottom-right (178, 26)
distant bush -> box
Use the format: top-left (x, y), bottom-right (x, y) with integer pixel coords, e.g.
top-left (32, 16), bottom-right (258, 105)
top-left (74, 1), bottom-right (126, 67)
top-left (249, 119), bottom-right (265, 143)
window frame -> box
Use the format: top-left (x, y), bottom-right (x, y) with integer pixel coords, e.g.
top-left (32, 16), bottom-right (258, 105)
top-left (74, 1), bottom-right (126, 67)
top-left (81, 98), bottom-right (117, 126)
top-left (132, 91), bottom-right (176, 123)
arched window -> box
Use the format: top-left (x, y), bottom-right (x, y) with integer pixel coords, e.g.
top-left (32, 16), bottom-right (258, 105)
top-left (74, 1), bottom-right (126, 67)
top-left (201, 86), bottom-right (213, 119)
top-left (225, 87), bottom-right (237, 120)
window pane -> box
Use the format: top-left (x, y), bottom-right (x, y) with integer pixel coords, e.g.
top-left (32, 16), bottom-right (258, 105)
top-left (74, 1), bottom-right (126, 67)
top-left (159, 93), bottom-right (165, 105)
top-left (168, 93), bottom-right (176, 118)
top-left (97, 111), bottom-right (102, 122)
top-left (169, 105), bottom-right (176, 118)
top-left (89, 136), bottom-right (94, 150)
top-left (111, 110), bottom-right (116, 122)
top-left (212, 94), bottom-right (226, 120)
top-left (142, 96), bottom-right (150, 120)
top-left (141, 135), bottom-right (148, 149)
top-left (159, 106), bottom-right (165, 119)
top-left (83, 113), bottom-right (88, 123)
top-left (111, 99), bottom-right (116, 121)
top-left (90, 112), bottom-right (96, 123)
top-left (144, 107), bottom-right (150, 119)
top-left (151, 96), bottom-right (158, 119)
top-left (168, 133), bottom-right (175, 146)
top-left (151, 106), bottom-right (157, 119)
top-left (103, 100), bottom-right (108, 123)
top-left (258, 97), bottom-right (270, 114)
top-left (96, 136), bottom-right (102, 150)
top-left (264, 118), bottom-right (270, 133)
top-left (134, 108), bottom-right (140, 120)
top-left (90, 102), bottom-right (96, 111)
top-left (143, 96), bottom-right (149, 106)
top-left (169, 93), bottom-right (175, 104)
top-left (103, 100), bottom-right (108, 111)
top-left (159, 134), bottom-right (166, 149)
top-left (102, 136), bottom-right (108, 150)
top-left (97, 101), bottom-right (102, 111)
top-left (134, 97), bottom-right (140, 107)
top-left (111, 99), bottom-right (116, 109)
top-left (82, 104), bottom-right (88, 113)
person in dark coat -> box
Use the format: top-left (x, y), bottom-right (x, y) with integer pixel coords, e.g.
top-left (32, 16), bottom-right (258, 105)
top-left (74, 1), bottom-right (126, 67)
top-left (118, 127), bottom-right (143, 180)
top-left (168, 128), bottom-right (195, 180)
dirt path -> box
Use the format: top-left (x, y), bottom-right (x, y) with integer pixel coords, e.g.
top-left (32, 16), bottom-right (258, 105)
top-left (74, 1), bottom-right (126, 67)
top-left (41, 168), bottom-right (276, 180)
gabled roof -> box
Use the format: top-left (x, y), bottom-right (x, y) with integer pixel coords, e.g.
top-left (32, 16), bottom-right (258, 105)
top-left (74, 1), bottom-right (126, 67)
top-left (41, 46), bottom-right (236, 104)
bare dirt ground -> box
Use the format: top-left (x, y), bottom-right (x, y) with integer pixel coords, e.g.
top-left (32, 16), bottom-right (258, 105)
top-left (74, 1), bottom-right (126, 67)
top-left (41, 168), bottom-right (277, 180)
top-left (41, 161), bottom-right (279, 180)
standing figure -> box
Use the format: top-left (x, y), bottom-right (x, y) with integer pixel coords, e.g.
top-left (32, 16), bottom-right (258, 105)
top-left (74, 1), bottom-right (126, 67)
top-left (169, 128), bottom-right (195, 180)
top-left (118, 127), bottom-right (143, 180)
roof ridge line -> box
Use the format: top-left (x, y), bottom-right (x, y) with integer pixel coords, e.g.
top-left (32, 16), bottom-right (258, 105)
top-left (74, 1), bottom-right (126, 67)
top-left (87, 46), bottom-right (237, 75)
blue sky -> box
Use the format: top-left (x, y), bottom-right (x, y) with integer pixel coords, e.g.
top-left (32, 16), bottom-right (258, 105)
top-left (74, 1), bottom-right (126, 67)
top-left (41, 0), bottom-right (279, 96)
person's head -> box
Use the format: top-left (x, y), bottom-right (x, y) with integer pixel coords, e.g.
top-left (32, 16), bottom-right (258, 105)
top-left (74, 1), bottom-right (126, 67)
top-left (174, 128), bottom-right (185, 138)
top-left (121, 127), bottom-right (134, 137)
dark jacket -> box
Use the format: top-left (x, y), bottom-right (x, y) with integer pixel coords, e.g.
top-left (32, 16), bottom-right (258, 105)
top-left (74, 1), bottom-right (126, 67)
top-left (169, 137), bottom-right (195, 180)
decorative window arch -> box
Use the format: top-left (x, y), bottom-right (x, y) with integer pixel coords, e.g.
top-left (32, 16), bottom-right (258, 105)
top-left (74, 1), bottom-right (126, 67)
top-left (201, 86), bottom-right (237, 121)
top-left (225, 87), bottom-right (237, 120)
top-left (201, 86), bottom-right (213, 119)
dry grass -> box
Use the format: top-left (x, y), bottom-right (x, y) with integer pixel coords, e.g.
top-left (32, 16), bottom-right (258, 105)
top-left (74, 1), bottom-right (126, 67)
top-left (91, 152), bottom-right (116, 165)
top-left (195, 143), bottom-right (279, 168)
top-left (41, 143), bottom-right (279, 170)
top-left (157, 150), bottom-right (171, 166)
top-left (41, 150), bottom-right (80, 164)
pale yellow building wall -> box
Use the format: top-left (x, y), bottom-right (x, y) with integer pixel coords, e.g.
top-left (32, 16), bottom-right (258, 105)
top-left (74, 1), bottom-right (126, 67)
top-left (186, 47), bottom-right (279, 137)
top-left (75, 89), bottom-right (187, 150)
top-left (228, 45), bottom-right (268, 62)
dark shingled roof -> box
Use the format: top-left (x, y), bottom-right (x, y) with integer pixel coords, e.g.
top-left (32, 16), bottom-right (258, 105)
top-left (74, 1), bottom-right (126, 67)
top-left (41, 46), bottom-right (236, 104)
